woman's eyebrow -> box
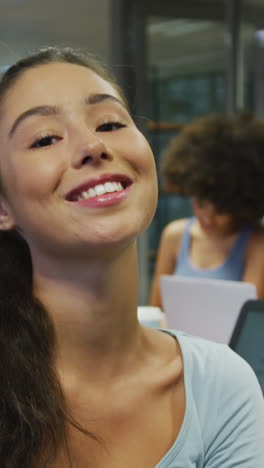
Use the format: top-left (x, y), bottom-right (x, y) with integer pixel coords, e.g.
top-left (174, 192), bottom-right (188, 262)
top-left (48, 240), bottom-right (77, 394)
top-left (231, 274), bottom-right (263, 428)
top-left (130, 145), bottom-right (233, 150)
top-left (8, 94), bottom-right (126, 139)
top-left (9, 105), bottom-right (59, 139)
top-left (85, 93), bottom-right (126, 109)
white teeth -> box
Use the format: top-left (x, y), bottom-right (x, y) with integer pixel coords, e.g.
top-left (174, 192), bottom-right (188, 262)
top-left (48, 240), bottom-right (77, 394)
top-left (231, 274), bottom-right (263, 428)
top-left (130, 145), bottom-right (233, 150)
top-left (105, 182), bottom-right (115, 193)
top-left (88, 187), bottom-right (96, 198)
top-left (82, 191), bottom-right (89, 199)
top-left (95, 184), bottom-right (106, 196)
top-left (76, 181), bottom-right (124, 201)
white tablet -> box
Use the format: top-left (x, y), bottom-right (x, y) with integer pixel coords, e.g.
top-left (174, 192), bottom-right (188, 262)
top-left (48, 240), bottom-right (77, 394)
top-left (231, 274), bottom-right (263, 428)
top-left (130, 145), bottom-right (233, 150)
top-left (160, 275), bottom-right (256, 344)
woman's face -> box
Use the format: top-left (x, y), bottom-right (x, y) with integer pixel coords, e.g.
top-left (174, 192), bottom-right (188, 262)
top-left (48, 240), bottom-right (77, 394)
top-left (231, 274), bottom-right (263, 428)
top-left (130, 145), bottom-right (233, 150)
top-left (192, 197), bottom-right (235, 237)
top-left (0, 62), bottom-right (158, 258)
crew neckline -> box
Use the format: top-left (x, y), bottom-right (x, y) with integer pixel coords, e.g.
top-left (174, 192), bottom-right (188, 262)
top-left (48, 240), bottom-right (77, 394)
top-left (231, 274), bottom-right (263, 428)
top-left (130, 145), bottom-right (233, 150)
top-left (153, 330), bottom-right (193, 467)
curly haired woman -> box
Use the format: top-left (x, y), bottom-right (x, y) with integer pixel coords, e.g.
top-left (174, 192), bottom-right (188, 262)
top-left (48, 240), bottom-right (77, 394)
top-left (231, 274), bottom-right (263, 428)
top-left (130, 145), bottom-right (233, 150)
top-left (150, 113), bottom-right (264, 308)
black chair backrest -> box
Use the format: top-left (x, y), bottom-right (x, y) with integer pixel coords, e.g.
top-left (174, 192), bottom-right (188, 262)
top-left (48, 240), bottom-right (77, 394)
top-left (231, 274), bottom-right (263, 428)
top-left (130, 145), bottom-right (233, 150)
top-left (229, 299), bottom-right (264, 395)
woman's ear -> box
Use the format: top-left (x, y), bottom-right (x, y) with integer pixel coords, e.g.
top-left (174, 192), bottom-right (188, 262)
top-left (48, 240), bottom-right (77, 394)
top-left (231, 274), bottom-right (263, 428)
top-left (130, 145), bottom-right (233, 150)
top-left (0, 197), bottom-right (16, 230)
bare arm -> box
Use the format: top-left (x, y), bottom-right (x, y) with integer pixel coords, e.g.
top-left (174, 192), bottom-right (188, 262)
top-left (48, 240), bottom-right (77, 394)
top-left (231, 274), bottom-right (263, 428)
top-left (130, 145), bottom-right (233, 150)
top-left (149, 219), bottom-right (187, 308)
top-left (242, 226), bottom-right (264, 299)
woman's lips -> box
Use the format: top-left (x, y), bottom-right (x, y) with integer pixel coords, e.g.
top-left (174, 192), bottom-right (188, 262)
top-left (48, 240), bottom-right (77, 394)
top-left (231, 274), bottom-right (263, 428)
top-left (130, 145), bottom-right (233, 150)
top-left (65, 173), bottom-right (132, 202)
top-left (74, 184), bottom-right (132, 208)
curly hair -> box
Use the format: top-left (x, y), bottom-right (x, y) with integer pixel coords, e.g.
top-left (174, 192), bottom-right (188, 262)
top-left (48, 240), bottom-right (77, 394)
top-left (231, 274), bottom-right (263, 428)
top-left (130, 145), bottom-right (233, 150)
top-left (161, 112), bottom-right (264, 229)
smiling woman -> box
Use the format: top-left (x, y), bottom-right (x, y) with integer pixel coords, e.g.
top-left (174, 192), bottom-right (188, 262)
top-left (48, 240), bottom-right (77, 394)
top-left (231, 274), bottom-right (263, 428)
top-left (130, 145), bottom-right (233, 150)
top-left (0, 47), bottom-right (263, 468)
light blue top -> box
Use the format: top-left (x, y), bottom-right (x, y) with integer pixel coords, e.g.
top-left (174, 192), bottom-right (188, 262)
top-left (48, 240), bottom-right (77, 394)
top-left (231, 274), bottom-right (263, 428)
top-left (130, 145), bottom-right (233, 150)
top-left (155, 330), bottom-right (264, 468)
top-left (174, 217), bottom-right (252, 280)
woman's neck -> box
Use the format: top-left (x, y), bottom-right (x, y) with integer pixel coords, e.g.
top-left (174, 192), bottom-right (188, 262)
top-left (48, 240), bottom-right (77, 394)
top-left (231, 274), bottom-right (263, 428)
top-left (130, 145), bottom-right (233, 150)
top-left (33, 242), bottom-right (141, 384)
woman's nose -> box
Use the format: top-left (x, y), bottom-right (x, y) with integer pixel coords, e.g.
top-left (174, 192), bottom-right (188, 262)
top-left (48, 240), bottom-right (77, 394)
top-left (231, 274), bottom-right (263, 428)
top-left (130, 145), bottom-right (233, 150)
top-left (72, 133), bottom-right (113, 168)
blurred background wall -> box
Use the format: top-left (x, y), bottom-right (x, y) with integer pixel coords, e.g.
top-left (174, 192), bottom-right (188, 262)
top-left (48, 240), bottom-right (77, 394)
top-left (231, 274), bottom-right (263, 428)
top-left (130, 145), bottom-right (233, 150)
top-left (1, 0), bottom-right (264, 302)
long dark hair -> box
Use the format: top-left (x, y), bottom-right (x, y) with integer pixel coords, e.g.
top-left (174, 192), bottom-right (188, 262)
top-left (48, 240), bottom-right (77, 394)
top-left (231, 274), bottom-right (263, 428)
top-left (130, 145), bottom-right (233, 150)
top-left (0, 47), bottom-right (121, 467)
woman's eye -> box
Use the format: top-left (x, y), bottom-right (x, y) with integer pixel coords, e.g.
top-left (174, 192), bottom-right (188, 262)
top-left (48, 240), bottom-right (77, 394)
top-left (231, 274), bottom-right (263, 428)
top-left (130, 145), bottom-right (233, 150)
top-left (31, 135), bottom-right (60, 148)
top-left (96, 122), bottom-right (126, 132)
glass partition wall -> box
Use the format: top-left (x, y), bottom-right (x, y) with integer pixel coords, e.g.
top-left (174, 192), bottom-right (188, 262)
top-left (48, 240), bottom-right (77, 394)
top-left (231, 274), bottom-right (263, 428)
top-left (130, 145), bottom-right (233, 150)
top-left (111, 0), bottom-right (264, 303)
top-left (147, 16), bottom-right (226, 278)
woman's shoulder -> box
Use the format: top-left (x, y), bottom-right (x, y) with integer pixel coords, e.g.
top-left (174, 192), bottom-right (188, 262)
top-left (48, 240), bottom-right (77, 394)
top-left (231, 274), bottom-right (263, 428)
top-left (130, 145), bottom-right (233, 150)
top-left (167, 330), bottom-right (262, 400)
top-left (161, 218), bottom-right (191, 243)
top-left (158, 331), bottom-right (264, 466)
top-left (245, 225), bottom-right (264, 262)
top-left (169, 330), bottom-right (264, 453)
